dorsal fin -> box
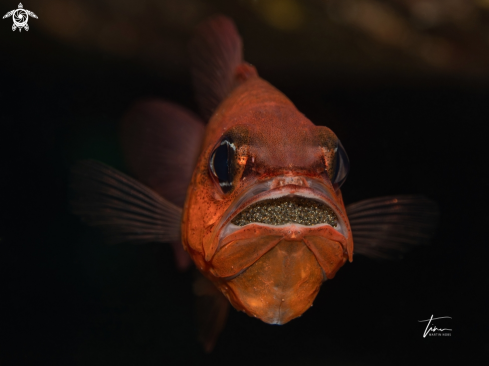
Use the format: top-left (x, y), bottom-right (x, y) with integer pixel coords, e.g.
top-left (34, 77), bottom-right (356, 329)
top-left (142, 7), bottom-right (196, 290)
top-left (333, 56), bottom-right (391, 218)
top-left (189, 15), bottom-right (258, 121)
top-left (120, 100), bottom-right (205, 208)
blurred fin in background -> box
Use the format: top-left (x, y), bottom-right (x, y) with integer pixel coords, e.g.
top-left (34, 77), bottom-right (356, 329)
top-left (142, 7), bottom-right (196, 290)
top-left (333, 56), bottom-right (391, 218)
top-left (10, 0), bottom-right (489, 81)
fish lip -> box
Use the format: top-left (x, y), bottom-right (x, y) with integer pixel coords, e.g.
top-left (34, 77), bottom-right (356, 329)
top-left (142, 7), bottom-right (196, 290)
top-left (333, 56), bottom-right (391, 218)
top-left (217, 180), bottom-right (349, 242)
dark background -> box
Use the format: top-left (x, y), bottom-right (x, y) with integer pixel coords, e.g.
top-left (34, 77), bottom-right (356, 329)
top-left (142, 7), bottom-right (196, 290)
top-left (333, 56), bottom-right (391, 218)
top-left (1, 0), bottom-right (487, 365)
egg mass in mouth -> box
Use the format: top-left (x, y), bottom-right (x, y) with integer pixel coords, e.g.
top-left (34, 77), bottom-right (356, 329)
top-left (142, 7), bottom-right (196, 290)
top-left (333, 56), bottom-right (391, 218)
top-left (231, 196), bottom-right (338, 227)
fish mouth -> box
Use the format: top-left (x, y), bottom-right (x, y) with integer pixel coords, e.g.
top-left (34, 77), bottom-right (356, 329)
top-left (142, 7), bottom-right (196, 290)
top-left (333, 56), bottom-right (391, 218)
top-left (209, 178), bottom-right (350, 323)
top-left (218, 180), bottom-right (349, 242)
top-left (231, 195), bottom-right (338, 227)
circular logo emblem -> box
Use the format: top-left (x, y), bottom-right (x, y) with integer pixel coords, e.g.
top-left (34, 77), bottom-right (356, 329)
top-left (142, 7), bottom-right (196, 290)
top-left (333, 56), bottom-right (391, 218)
top-left (2, 3), bottom-right (38, 32)
top-left (12, 9), bottom-right (28, 28)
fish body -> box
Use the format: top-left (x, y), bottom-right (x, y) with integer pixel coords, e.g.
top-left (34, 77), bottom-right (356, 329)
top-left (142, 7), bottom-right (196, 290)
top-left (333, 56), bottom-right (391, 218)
top-left (72, 15), bottom-right (438, 351)
top-left (182, 75), bottom-right (352, 324)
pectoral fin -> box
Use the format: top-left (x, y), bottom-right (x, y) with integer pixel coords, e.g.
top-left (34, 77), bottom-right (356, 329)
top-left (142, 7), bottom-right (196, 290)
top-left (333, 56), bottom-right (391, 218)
top-left (346, 195), bottom-right (439, 260)
top-left (71, 160), bottom-right (182, 246)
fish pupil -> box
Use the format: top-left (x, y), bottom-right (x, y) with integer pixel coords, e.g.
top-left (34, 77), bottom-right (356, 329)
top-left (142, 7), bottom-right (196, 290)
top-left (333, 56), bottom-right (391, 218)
top-left (210, 139), bottom-right (234, 193)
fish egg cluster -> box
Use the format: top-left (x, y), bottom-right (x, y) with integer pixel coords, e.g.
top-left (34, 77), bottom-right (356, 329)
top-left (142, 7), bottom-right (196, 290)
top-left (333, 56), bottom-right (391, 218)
top-left (232, 196), bottom-right (338, 227)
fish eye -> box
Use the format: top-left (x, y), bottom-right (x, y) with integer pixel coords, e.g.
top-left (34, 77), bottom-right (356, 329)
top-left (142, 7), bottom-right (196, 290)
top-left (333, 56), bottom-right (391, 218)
top-left (209, 138), bottom-right (236, 193)
top-left (332, 140), bottom-right (349, 188)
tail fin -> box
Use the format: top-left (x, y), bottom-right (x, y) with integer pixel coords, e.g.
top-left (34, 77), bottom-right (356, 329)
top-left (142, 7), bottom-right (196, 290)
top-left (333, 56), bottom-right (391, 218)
top-left (189, 15), bottom-right (258, 121)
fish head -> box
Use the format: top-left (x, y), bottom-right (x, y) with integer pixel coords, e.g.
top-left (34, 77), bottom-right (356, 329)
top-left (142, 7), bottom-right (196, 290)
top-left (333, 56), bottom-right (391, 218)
top-left (182, 77), bottom-right (352, 324)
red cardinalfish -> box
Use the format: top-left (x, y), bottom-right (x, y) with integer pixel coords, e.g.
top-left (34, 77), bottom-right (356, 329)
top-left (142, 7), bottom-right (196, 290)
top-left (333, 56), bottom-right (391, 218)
top-left (71, 16), bottom-right (438, 351)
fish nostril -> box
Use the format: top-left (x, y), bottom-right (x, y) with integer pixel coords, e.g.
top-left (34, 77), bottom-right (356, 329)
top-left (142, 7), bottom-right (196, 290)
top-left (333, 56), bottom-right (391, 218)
top-left (271, 176), bottom-right (308, 188)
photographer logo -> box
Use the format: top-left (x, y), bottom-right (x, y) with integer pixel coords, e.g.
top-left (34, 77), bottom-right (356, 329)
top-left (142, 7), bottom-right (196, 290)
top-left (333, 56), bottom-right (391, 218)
top-left (3, 3), bottom-right (37, 32)
top-left (418, 315), bottom-right (452, 337)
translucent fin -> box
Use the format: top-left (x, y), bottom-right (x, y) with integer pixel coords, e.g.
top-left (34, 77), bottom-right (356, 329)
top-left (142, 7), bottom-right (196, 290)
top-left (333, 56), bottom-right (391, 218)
top-left (71, 160), bottom-right (182, 245)
top-left (189, 15), bottom-right (257, 121)
top-left (346, 195), bottom-right (439, 260)
top-left (193, 271), bottom-right (229, 353)
top-left (171, 240), bottom-right (192, 272)
top-left (120, 100), bottom-right (205, 208)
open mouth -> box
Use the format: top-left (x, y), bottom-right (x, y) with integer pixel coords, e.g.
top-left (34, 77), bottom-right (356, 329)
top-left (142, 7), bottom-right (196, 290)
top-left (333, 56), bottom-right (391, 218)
top-left (210, 182), bottom-right (351, 279)
top-left (231, 196), bottom-right (338, 227)
top-left (213, 181), bottom-right (350, 252)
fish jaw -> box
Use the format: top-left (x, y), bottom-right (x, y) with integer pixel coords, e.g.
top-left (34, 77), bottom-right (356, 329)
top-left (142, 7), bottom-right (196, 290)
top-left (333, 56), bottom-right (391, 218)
top-left (198, 181), bottom-right (350, 323)
top-left (224, 238), bottom-right (324, 324)
top-left (209, 180), bottom-right (352, 265)
top-left (210, 223), bottom-right (347, 323)
top-left (211, 222), bottom-right (348, 279)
